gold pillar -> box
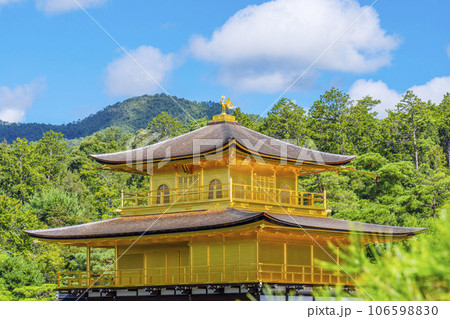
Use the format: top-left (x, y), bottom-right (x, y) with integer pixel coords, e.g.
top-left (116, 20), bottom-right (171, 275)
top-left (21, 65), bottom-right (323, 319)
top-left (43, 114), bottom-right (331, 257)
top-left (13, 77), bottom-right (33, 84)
top-left (149, 174), bottom-right (153, 205)
top-left (336, 246), bottom-right (340, 284)
top-left (87, 245), bottom-right (91, 285)
top-left (114, 244), bottom-right (119, 286)
top-left (273, 167), bottom-right (277, 202)
top-left (228, 165), bottom-right (232, 200)
top-left (250, 165), bottom-right (254, 200)
top-left (256, 233), bottom-right (260, 281)
top-left (222, 235), bottom-right (226, 281)
top-left (201, 166), bottom-right (204, 200)
top-left (189, 243), bottom-right (194, 282)
top-left (144, 246), bottom-right (148, 285)
top-left (175, 169), bottom-right (178, 202)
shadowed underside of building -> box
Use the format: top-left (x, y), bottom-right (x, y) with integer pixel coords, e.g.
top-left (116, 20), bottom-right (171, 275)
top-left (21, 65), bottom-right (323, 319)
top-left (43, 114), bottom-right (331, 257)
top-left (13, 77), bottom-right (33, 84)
top-left (25, 111), bottom-right (425, 301)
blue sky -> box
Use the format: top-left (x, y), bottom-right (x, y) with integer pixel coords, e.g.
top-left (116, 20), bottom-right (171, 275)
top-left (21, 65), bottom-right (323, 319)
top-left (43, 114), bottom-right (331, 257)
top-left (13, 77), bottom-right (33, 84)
top-left (0, 0), bottom-right (449, 124)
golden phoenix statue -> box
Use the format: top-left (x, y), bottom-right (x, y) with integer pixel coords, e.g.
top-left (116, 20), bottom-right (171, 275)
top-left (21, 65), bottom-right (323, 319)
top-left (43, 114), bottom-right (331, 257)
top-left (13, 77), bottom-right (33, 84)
top-left (220, 96), bottom-right (234, 114)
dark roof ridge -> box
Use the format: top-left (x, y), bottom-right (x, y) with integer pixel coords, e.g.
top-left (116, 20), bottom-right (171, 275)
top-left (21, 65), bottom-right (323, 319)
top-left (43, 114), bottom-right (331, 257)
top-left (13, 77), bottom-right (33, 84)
top-left (221, 121), bottom-right (235, 145)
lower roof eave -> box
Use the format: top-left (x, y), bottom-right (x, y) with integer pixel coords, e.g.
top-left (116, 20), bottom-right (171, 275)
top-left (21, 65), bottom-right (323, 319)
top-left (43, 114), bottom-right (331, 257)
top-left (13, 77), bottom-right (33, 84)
top-left (23, 209), bottom-right (426, 244)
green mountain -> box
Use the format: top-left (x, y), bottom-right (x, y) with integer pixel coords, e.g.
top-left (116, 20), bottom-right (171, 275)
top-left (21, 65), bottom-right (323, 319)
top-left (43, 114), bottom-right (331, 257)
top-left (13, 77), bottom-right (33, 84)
top-left (0, 94), bottom-right (222, 143)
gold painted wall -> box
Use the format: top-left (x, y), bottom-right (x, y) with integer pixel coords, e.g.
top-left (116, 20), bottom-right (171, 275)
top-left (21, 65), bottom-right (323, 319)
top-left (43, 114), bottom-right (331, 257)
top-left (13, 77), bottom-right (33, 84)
top-left (148, 159), bottom-right (299, 198)
top-left (149, 162), bottom-right (229, 196)
top-left (230, 162), bottom-right (297, 184)
top-left (258, 242), bottom-right (337, 266)
top-left (117, 234), bottom-right (259, 283)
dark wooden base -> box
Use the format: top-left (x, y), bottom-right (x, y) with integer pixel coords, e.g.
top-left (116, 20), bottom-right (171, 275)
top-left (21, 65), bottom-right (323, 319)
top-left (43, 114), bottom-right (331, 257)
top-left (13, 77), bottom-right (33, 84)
top-left (56, 283), bottom-right (349, 301)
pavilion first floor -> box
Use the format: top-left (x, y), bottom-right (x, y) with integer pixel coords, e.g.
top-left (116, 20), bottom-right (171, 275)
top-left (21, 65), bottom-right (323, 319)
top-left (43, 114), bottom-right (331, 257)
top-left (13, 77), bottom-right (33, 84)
top-left (24, 208), bottom-right (425, 300)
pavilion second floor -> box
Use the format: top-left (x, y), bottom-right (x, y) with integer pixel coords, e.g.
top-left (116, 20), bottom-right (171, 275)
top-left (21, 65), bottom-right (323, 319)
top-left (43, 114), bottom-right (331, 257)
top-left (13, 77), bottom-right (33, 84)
top-left (109, 155), bottom-right (330, 216)
top-left (119, 179), bottom-right (327, 217)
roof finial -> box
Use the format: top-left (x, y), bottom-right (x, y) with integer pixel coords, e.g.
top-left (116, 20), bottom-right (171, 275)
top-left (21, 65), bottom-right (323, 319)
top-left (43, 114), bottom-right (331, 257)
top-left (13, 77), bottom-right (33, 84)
top-left (220, 96), bottom-right (234, 114)
top-left (209, 96), bottom-right (237, 124)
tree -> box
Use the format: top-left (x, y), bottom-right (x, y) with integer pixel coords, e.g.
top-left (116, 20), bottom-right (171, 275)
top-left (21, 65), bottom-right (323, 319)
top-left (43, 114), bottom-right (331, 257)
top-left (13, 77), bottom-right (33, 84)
top-left (419, 137), bottom-right (446, 170)
top-left (147, 112), bottom-right (187, 142)
top-left (374, 161), bottom-right (435, 223)
top-left (25, 189), bottom-right (89, 228)
top-left (308, 88), bottom-right (353, 154)
top-left (187, 117), bottom-right (208, 132)
top-left (348, 152), bottom-right (388, 200)
top-left (12, 284), bottom-right (57, 301)
top-left (233, 107), bottom-right (258, 130)
top-left (0, 195), bottom-right (41, 253)
top-left (66, 247), bottom-right (115, 272)
top-left (79, 126), bottom-right (132, 156)
top-left (435, 93), bottom-right (450, 167)
top-left (397, 91), bottom-right (424, 169)
top-left (130, 112), bottom-right (188, 147)
top-left (0, 138), bottom-right (44, 203)
top-left (68, 127), bottom-right (136, 220)
top-left (259, 98), bottom-right (310, 145)
top-left (0, 253), bottom-right (45, 292)
top-left (316, 208), bottom-right (450, 300)
top-left (345, 96), bottom-right (380, 155)
top-left (386, 91), bottom-right (429, 169)
top-left (69, 127), bottom-right (132, 172)
top-left (420, 167), bottom-right (450, 218)
top-left (36, 131), bottom-right (68, 181)
top-left (0, 278), bottom-right (13, 301)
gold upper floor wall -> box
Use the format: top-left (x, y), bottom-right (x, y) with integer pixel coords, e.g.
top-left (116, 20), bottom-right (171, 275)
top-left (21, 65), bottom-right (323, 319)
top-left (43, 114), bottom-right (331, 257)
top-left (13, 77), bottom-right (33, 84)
top-left (119, 156), bottom-right (327, 217)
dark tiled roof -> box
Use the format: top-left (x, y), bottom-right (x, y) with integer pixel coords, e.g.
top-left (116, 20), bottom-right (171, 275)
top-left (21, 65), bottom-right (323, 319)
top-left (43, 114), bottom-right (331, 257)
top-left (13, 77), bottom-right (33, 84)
top-left (24, 208), bottom-right (425, 240)
top-left (90, 121), bottom-right (355, 165)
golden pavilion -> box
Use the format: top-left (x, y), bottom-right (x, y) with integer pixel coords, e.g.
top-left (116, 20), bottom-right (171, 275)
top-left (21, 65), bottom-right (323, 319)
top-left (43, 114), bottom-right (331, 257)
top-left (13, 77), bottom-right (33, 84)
top-left (25, 102), bottom-right (425, 300)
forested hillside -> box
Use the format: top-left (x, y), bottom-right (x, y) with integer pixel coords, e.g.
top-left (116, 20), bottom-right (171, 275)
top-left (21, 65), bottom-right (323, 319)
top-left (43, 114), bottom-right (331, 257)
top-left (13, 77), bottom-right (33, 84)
top-left (0, 94), bottom-right (222, 142)
top-left (0, 88), bottom-right (448, 300)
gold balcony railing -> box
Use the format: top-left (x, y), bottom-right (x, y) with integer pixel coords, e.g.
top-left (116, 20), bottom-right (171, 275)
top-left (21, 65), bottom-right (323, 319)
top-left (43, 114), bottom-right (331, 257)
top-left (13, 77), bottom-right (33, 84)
top-left (56, 263), bottom-right (354, 289)
top-left (120, 183), bottom-right (326, 212)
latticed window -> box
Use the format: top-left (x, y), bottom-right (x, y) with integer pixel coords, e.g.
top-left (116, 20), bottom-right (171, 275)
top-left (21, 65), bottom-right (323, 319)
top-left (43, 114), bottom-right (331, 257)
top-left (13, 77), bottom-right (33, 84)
top-left (157, 184), bottom-right (170, 204)
top-left (208, 179), bottom-right (223, 199)
top-left (177, 175), bottom-right (199, 201)
top-left (280, 184), bottom-right (291, 204)
top-left (253, 174), bottom-right (274, 201)
top-left (234, 179), bottom-right (246, 199)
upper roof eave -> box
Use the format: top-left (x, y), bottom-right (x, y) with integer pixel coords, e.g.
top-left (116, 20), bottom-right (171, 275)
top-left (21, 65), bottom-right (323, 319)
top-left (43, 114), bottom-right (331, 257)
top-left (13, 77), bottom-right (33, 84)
top-left (90, 121), bottom-right (356, 167)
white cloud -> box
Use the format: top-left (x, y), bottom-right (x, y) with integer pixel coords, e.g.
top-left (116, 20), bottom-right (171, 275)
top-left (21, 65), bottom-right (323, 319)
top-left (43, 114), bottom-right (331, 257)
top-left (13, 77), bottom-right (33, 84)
top-left (410, 76), bottom-right (450, 104)
top-left (0, 78), bottom-right (46, 123)
top-left (105, 46), bottom-right (176, 97)
top-left (349, 76), bottom-right (450, 118)
top-left (35, 0), bottom-right (106, 14)
top-left (190, 0), bottom-right (398, 93)
top-left (349, 79), bottom-right (401, 118)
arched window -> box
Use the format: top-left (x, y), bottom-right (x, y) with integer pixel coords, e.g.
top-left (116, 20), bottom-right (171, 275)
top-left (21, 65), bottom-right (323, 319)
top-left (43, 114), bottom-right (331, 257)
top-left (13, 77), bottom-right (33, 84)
top-left (280, 184), bottom-right (291, 204)
top-left (208, 179), bottom-right (222, 199)
top-left (157, 184), bottom-right (170, 204)
top-left (234, 179), bottom-right (246, 199)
